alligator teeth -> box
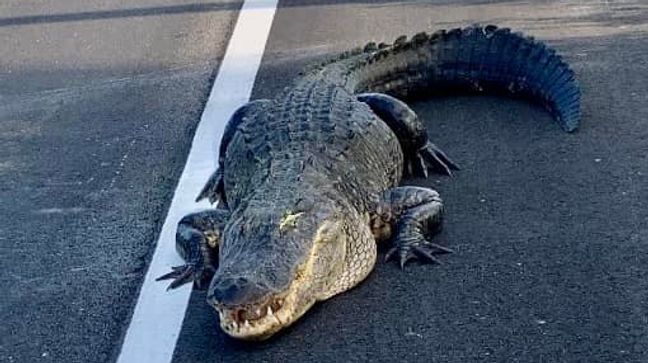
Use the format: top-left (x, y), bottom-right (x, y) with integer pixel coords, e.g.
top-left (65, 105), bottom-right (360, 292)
top-left (268, 306), bottom-right (274, 316)
top-left (272, 298), bottom-right (283, 311)
top-left (244, 320), bottom-right (251, 328)
top-left (256, 308), bottom-right (262, 316)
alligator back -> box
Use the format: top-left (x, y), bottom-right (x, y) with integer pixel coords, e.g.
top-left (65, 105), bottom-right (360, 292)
top-left (223, 24), bottom-right (581, 212)
top-left (223, 80), bottom-right (403, 213)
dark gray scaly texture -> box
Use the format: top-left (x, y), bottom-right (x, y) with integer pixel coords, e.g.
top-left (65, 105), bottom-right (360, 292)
top-left (311, 25), bottom-right (580, 131)
top-left (162, 24), bottom-right (581, 340)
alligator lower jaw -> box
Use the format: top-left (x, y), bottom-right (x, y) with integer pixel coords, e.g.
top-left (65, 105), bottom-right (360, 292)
top-left (216, 290), bottom-right (302, 340)
top-left (217, 294), bottom-right (315, 341)
top-left (214, 266), bottom-right (321, 340)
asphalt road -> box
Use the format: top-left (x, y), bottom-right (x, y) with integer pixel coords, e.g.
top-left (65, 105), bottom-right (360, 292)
top-left (0, 1), bottom-right (239, 362)
top-left (2, 1), bottom-right (647, 363)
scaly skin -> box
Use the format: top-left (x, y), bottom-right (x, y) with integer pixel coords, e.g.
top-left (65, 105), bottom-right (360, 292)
top-left (159, 25), bottom-right (581, 340)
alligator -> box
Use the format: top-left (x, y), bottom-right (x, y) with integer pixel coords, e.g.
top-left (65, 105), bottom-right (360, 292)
top-left (158, 25), bottom-right (580, 340)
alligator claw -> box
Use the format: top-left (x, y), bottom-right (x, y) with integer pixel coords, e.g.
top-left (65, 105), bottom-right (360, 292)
top-left (157, 263), bottom-right (214, 290)
top-left (158, 264), bottom-right (188, 276)
top-left (412, 245), bottom-right (443, 265)
top-left (410, 155), bottom-right (429, 179)
top-left (385, 239), bottom-right (452, 269)
top-left (196, 168), bottom-right (225, 205)
top-left (384, 246), bottom-right (399, 264)
top-left (419, 142), bottom-right (460, 177)
top-left (157, 264), bottom-right (195, 290)
top-left (425, 242), bottom-right (453, 254)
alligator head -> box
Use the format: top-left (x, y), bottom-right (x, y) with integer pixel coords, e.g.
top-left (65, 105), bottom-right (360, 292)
top-left (207, 197), bottom-right (349, 340)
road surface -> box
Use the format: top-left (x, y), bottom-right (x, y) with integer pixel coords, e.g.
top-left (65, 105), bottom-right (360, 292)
top-left (1, 1), bottom-right (646, 362)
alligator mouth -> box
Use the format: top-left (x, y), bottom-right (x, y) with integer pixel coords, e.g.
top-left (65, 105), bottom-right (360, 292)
top-left (214, 220), bottom-right (341, 340)
top-left (213, 251), bottom-right (320, 340)
top-left (215, 290), bottom-right (296, 340)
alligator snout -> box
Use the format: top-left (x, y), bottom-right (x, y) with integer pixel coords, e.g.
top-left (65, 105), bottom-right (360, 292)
top-left (208, 274), bottom-right (290, 338)
top-left (207, 276), bottom-right (271, 308)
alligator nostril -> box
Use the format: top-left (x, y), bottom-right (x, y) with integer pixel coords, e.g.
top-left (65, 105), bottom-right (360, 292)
top-left (207, 276), bottom-right (268, 307)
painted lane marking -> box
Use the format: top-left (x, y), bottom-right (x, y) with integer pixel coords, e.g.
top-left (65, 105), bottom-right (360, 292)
top-left (116, 1), bottom-right (278, 362)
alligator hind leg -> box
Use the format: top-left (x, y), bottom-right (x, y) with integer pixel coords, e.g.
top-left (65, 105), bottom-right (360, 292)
top-left (371, 186), bottom-right (452, 269)
top-left (157, 209), bottom-right (230, 290)
top-left (357, 92), bottom-right (460, 177)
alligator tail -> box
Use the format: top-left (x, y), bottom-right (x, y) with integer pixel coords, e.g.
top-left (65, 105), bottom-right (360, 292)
top-left (314, 25), bottom-right (581, 132)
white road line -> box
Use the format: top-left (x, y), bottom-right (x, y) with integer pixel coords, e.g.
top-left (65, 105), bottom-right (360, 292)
top-left (116, 1), bottom-right (278, 362)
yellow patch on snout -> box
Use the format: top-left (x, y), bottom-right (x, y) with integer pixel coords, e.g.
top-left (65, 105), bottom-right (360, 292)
top-left (279, 212), bottom-right (304, 231)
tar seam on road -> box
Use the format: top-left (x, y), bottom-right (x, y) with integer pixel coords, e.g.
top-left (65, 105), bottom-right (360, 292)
top-left (116, 1), bottom-right (278, 362)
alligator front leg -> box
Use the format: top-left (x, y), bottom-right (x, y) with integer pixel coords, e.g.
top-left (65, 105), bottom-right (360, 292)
top-left (371, 186), bottom-right (452, 269)
top-left (157, 209), bottom-right (230, 290)
top-left (357, 92), bottom-right (460, 177)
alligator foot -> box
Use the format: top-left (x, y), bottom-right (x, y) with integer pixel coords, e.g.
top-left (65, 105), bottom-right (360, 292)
top-left (357, 92), bottom-right (459, 178)
top-left (372, 186), bottom-right (452, 269)
top-left (385, 237), bottom-right (453, 269)
top-left (413, 141), bottom-right (460, 178)
top-left (157, 209), bottom-right (230, 290)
